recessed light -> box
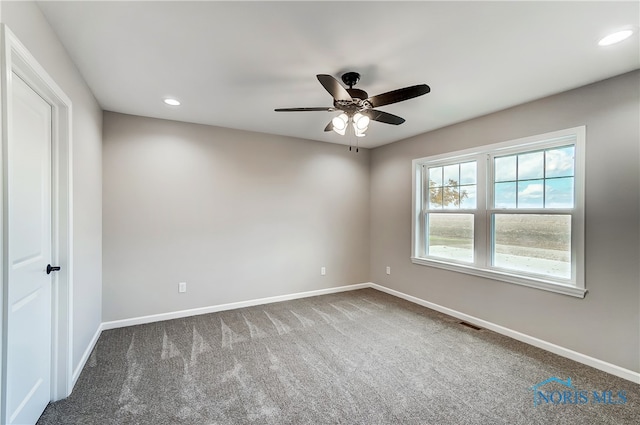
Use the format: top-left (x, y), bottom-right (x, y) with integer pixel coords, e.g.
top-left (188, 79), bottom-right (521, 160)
top-left (598, 30), bottom-right (633, 46)
top-left (163, 98), bottom-right (181, 106)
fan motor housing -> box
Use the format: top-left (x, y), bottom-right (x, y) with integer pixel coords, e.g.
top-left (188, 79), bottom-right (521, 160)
top-left (334, 96), bottom-right (371, 114)
top-left (346, 88), bottom-right (369, 100)
top-left (337, 72), bottom-right (371, 112)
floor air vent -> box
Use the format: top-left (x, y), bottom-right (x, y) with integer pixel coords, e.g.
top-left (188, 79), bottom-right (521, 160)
top-left (459, 321), bottom-right (482, 331)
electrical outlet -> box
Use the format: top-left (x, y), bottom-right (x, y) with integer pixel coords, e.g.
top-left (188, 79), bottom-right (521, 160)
top-left (386, 266), bottom-right (391, 275)
top-left (178, 282), bottom-right (187, 293)
top-left (320, 267), bottom-right (326, 276)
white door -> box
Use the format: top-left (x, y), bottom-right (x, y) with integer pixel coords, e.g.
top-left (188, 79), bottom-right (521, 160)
top-left (4, 72), bottom-right (53, 425)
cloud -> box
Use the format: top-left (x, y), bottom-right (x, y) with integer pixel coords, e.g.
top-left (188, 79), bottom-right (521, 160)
top-left (519, 183), bottom-right (543, 198)
top-left (518, 153), bottom-right (544, 179)
top-left (545, 148), bottom-right (574, 176)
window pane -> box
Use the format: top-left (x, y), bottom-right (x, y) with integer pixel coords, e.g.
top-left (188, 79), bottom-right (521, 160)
top-left (430, 186), bottom-right (466, 209)
top-left (442, 186), bottom-right (461, 208)
top-left (429, 166), bottom-right (442, 186)
top-left (460, 185), bottom-right (477, 209)
top-left (443, 164), bottom-right (459, 186)
top-left (428, 213), bottom-right (474, 262)
top-left (545, 146), bottom-right (574, 178)
top-left (495, 156), bottom-right (516, 182)
top-left (429, 186), bottom-right (443, 209)
top-left (495, 182), bottom-right (516, 208)
top-left (517, 179), bottom-right (544, 208)
top-left (460, 161), bottom-right (476, 185)
top-left (518, 151), bottom-right (544, 180)
top-left (545, 177), bottom-right (574, 208)
top-left (493, 214), bottom-right (571, 279)
top-left (428, 161), bottom-right (478, 210)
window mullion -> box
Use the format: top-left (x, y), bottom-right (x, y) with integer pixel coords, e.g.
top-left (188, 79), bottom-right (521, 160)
top-left (475, 153), bottom-right (488, 268)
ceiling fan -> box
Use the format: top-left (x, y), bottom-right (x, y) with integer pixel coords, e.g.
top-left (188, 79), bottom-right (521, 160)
top-left (275, 72), bottom-right (430, 138)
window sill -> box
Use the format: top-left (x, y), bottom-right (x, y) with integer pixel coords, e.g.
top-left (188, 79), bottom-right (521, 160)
top-left (411, 257), bottom-right (587, 298)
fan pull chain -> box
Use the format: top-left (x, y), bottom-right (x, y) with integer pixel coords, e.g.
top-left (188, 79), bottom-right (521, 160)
top-left (347, 129), bottom-right (358, 153)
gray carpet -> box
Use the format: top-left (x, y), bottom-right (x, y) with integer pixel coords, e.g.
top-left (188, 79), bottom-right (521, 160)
top-left (37, 289), bottom-right (639, 424)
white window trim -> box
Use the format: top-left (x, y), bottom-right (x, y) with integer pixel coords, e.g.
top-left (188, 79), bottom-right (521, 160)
top-left (411, 126), bottom-right (586, 298)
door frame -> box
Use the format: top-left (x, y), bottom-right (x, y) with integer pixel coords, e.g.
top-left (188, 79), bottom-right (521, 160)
top-left (0, 24), bottom-right (73, 417)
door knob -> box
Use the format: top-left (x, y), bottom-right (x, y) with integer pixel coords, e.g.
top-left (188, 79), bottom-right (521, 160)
top-left (47, 264), bottom-right (61, 274)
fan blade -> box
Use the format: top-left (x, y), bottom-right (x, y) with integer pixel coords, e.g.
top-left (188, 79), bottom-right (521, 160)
top-left (367, 84), bottom-right (430, 108)
top-left (317, 74), bottom-right (352, 101)
top-left (362, 109), bottom-right (406, 125)
top-left (275, 107), bottom-right (335, 112)
top-left (324, 121), bottom-right (333, 132)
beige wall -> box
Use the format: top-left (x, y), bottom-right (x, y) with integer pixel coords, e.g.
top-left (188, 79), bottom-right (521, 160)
top-left (370, 70), bottom-right (640, 372)
top-left (1, 2), bottom-right (103, 374)
top-left (102, 112), bottom-right (370, 321)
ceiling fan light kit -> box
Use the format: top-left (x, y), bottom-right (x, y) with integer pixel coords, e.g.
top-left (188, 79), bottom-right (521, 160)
top-left (275, 72), bottom-right (430, 148)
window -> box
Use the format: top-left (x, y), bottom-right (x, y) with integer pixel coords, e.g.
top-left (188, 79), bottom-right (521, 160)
top-left (412, 127), bottom-right (585, 297)
top-left (425, 161), bottom-right (477, 263)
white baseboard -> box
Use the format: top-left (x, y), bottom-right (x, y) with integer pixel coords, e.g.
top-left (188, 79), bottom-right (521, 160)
top-left (369, 282), bottom-right (640, 385)
top-left (101, 283), bottom-right (370, 331)
top-left (71, 324), bottom-right (102, 388)
top-left (88, 281), bottom-right (638, 387)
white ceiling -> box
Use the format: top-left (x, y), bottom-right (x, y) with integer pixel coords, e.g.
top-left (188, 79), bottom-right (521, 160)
top-left (37, 1), bottom-right (639, 148)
